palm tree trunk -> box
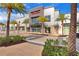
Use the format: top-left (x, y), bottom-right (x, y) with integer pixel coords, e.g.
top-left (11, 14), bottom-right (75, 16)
top-left (6, 4), bottom-right (12, 37)
top-left (25, 24), bottom-right (27, 33)
top-left (41, 22), bottom-right (44, 34)
top-left (68, 3), bottom-right (77, 56)
top-left (17, 23), bottom-right (19, 34)
top-left (61, 20), bottom-right (64, 35)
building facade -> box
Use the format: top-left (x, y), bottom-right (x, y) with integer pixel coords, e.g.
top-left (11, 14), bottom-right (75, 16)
top-left (29, 6), bottom-right (60, 34)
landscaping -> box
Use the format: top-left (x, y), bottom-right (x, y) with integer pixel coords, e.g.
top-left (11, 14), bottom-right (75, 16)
top-left (42, 39), bottom-right (79, 56)
top-left (0, 35), bottom-right (26, 46)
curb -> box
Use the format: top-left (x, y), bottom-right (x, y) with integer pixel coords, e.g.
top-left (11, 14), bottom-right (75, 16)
top-left (26, 40), bottom-right (45, 46)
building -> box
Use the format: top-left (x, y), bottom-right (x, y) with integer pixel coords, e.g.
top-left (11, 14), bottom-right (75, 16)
top-left (15, 14), bottom-right (30, 31)
top-left (29, 6), bottom-right (60, 34)
top-left (57, 13), bottom-right (79, 35)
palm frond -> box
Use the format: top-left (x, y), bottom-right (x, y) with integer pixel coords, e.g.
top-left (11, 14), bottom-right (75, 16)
top-left (38, 16), bottom-right (48, 22)
top-left (10, 20), bottom-right (17, 24)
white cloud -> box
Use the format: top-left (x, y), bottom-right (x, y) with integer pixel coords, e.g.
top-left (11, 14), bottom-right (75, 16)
top-left (0, 11), bottom-right (25, 23)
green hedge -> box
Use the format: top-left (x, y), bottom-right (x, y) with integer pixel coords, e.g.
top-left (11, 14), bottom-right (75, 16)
top-left (42, 39), bottom-right (79, 56)
top-left (0, 35), bottom-right (26, 46)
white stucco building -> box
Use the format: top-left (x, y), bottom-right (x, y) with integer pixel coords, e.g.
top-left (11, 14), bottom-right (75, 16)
top-left (29, 6), bottom-right (60, 34)
top-left (14, 14), bottom-right (30, 31)
top-left (57, 13), bottom-right (79, 35)
top-left (13, 6), bottom-right (79, 35)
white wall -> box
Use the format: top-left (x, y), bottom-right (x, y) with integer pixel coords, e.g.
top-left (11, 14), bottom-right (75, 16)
top-left (54, 10), bottom-right (60, 25)
top-left (44, 7), bottom-right (55, 26)
top-left (64, 13), bottom-right (79, 23)
top-left (15, 14), bottom-right (30, 26)
top-left (77, 13), bottom-right (79, 22)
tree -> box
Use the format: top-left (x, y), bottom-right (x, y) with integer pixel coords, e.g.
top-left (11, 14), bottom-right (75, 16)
top-left (10, 20), bottom-right (17, 31)
top-left (10, 20), bottom-right (17, 25)
top-left (0, 23), bottom-right (5, 26)
top-left (0, 23), bottom-right (5, 31)
top-left (23, 19), bottom-right (29, 32)
top-left (38, 16), bottom-right (48, 33)
top-left (57, 14), bottom-right (65, 35)
top-left (68, 3), bottom-right (77, 56)
top-left (56, 14), bottom-right (70, 35)
top-left (0, 3), bottom-right (26, 37)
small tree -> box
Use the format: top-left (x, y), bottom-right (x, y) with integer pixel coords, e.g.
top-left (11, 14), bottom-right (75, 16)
top-left (10, 20), bottom-right (17, 31)
top-left (23, 19), bottom-right (29, 32)
top-left (56, 14), bottom-right (68, 35)
top-left (38, 16), bottom-right (48, 33)
top-left (56, 14), bottom-right (71, 35)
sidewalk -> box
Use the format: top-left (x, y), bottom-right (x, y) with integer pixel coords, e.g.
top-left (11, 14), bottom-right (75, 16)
top-left (0, 42), bottom-right (43, 56)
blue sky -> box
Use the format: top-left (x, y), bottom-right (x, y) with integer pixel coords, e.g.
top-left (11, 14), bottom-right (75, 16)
top-left (25, 3), bottom-right (71, 14)
top-left (0, 3), bottom-right (79, 23)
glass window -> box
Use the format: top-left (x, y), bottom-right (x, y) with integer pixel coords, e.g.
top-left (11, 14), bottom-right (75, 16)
top-left (31, 16), bottom-right (39, 24)
top-left (45, 15), bottom-right (51, 22)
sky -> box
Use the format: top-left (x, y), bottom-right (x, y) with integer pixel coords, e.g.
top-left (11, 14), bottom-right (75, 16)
top-left (0, 3), bottom-right (79, 23)
top-left (25, 3), bottom-right (71, 14)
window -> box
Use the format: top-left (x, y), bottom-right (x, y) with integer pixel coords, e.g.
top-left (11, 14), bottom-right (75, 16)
top-left (45, 15), bottom-right (51, 22)
top-left (31, 10), bottom-right (40, 15)
top-left (31, 16), bottom-right (39, 24)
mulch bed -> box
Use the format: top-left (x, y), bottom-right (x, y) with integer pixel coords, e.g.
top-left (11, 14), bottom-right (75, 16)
top-left (0, 40), bottom-right (26, 47)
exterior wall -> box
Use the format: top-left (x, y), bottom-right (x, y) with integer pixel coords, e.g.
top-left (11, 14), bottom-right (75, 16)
top-left (44, 7), bottom-right (55, 26)
top-left (29, 7), bottom-right (44, 18)
top-left (16, 14), bottom-right (29, 24)
top-left (29, 7), bottom-right (44, 32)
top-left (29, 6), bottom-right (60, 34)
top-left (15, 14), bottom-right (30, 31)
top-left (54, 10), bottom-right (62, 35)
top-left (44, 8), bottom-right (60, 34)
top-left (60, 13), bottom-right (79, 35)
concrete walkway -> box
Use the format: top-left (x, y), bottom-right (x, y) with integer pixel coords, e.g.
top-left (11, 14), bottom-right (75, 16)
top-left (0, 42), bottom-right (43, 56)
top-left (25, 34), bottom-right (79, 51)
top-left (0, 33), bottom-right (79, 56)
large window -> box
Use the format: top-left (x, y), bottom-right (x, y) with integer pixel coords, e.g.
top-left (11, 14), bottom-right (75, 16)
top-left (45, 15), bottom-right (51, 22)
top-left (31, 16), bottom-right (39, 24)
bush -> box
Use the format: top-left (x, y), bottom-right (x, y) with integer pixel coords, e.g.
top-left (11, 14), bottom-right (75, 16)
top-left (0, 35), bottom-right (26, 46)
top-left (42, 39), bottom-right (79, 56)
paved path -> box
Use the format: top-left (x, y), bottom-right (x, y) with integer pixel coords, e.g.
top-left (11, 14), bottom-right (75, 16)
top-left (25, 34), bottom-right (79, 51)
top-left (0, 42), bottom-right (43, 56)
top-left (0, 33), bottom-right (79, 56)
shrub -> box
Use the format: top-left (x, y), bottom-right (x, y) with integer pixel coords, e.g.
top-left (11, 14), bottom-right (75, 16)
top-left (0, 37), bottom-right (6, 45)
top-left (0, 36), bottom-right (26, 46)
top-left (42, 39), bottom-right (79, 56)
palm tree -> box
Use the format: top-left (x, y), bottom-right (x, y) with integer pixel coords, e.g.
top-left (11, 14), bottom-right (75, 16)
top-left (10, 20), bottom-right (17, 25)
top-left (56, 14), bottom-right (70, 35)
top-left (0, 3), bottom-right (26, 37)
top-left (57, 14), bottom-right (65, 35)
top-left (23, 19), bottom-right (29, 32)
top-left (68, 3), bottom-right (77, 56)
top-left (38, 16), bottom-right (48, 34)
top-left (10, 20), bottom-right (17, 31)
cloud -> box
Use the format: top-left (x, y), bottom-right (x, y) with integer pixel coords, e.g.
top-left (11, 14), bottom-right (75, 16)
top-left (0, 11), bottom-right (25, 23)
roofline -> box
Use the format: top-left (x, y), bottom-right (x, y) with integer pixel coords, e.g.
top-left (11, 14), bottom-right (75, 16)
top-left (29, 6), bottom-right (55, 12)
